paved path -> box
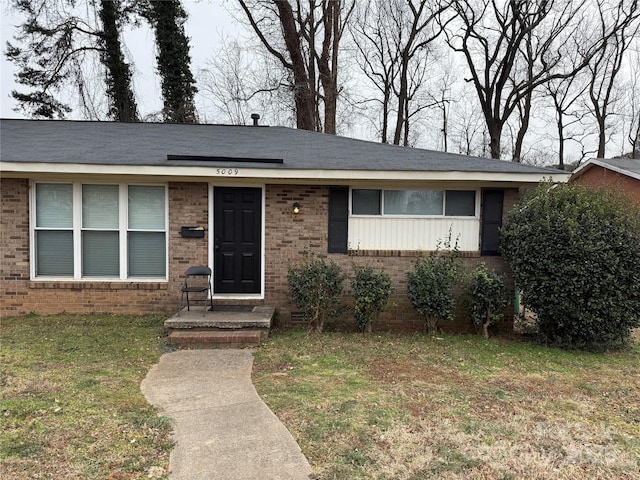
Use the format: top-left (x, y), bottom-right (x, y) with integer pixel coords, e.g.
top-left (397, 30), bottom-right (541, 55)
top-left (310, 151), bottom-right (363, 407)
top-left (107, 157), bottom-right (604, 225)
top-left (141, 350), bottom-right (313, 480)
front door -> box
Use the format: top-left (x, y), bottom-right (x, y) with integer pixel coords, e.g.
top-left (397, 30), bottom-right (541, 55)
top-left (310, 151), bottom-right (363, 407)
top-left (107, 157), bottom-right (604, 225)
top-left (213, 187), bottom-right (262, 294)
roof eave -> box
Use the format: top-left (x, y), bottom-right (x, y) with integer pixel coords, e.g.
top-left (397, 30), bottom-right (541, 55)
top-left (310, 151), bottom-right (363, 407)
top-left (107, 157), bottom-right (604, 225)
top-left (0, 161), bottom-right (571, 184)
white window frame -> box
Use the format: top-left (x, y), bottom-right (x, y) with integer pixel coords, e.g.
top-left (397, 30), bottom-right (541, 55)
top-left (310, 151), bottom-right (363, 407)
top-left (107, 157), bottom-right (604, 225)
top-left (350, 188), bottom-right (480, 218)
top-left (30, 181), bottom-right (168, 281)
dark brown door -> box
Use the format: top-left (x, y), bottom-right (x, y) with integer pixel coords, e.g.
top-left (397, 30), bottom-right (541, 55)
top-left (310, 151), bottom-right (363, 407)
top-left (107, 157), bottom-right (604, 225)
top-left (481, 189), bottom-right (504, 256)
top-left (213, 187), bottom-right (262, 293)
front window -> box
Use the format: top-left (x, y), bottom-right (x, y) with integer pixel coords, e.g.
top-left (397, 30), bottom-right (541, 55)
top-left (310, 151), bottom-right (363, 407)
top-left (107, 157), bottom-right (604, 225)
top-left (351, 189), bottom-right (477, 217)
top-left (33, 182), bottom-right (167, 279)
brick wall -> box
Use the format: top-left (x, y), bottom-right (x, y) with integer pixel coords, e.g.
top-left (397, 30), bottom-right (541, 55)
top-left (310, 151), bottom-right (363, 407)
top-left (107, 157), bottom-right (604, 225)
top-left (264, 184), bottom-right (520, 333)
top-left (571, 165), bottom-right (640, 205)
top-left (0, 179), bottom-right (209, 317)
top-left (1, 178), bottom-right (30, 314)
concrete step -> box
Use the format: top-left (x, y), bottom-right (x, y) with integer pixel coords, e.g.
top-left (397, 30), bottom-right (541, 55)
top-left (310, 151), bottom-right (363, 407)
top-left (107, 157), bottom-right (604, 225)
top-left (168, 330), bottom-right (264, 348)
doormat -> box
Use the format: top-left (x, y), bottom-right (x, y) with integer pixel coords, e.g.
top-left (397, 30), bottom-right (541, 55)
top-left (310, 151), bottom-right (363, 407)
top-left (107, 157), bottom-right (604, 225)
top-left (209, 305), bottom-right (254, 312)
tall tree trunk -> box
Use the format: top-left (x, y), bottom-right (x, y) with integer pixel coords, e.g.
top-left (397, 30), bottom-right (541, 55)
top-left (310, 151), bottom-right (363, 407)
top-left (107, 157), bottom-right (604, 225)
top-left (557, 114), bottom-right (565, 168)
top-left (275, 0), bottom-right (315, 130)
top-left (381, 84), bottom-right (390, 143)
top-left (489, 123), bottom-right (502, 159)
top-left (318, 0), bottom-right (338, 134)
top-left (632, 115), bottom-right (640, 158)
top-left (393, 53), bottom-right (410, 145)
top-left (147, 0), bottom-right (198, 123)
top-left (513, 91), bottom-right (532, 163)
top-left (98, 0), bottom-right (138, 122)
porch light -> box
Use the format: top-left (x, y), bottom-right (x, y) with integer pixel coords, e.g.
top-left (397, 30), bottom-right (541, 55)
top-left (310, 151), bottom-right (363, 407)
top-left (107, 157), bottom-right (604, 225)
top-left (292, 202), bottom-right (301, 214)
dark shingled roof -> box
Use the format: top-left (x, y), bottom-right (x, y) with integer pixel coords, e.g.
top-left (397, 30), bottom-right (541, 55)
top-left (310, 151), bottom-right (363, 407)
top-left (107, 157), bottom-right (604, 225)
top-left (1, 119), bottom-right (563, 175)
top-left (596, 158), bottom-right (640, 178)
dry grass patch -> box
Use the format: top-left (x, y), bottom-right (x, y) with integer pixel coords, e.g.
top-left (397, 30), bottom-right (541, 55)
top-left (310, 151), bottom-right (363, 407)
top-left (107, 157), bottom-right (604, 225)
top-left (0, 314), bottom-right (173, 479)
top-left (252, 329), bottom-right (640, 479)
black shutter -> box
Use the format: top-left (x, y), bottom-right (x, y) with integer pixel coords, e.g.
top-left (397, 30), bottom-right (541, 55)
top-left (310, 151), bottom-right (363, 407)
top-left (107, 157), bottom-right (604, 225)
top-left (328, 187), bottom-right (348, 253)
top-left (481, 189), bottom-right (504, 256)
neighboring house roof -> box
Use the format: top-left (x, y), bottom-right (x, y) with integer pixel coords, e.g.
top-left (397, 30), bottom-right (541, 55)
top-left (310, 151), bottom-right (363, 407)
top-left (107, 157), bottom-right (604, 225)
top-left (0, 119), bottom-right (569, 183)
top-left (571, 158), bottom-right (640, 182)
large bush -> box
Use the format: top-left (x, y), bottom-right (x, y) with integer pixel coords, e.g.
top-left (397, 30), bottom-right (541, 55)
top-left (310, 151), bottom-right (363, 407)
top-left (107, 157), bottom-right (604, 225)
top-left (351, 265), bottom-right (393, 333)
top-left (287, 251), bottom-right (345, 333)
top-left (407, 241), bottom-right (460, 334)
top-left (501, 183), bottom-right (640, 350)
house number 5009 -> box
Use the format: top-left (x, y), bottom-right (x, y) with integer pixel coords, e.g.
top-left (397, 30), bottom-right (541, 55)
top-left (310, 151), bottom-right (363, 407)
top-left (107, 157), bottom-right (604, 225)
top-left (216, 168), bottom-right (239, 175)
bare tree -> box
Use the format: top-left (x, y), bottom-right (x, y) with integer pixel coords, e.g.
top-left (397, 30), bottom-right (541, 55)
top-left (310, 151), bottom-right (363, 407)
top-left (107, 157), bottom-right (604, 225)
top-left (443, 0), bottom-right (606, 160)
top-left (449, 86), bottom-right (487, 156)
top-left (235, 0), bottom-right (354, 134)
top-left (585, 0), bottom-right (640, 158)
top-left (351, 0), bottom-right (451, 146)
top-left (351, 0), bottom-right (399, 143)
top-left (544, 71), bottom-right (589, 168)
top-left (197, 37), bottom-right (293, 126)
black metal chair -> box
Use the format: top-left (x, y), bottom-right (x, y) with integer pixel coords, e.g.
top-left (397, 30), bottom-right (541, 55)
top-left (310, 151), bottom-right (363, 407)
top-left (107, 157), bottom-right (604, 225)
top-left (178, 266), bottom-right (213, 316)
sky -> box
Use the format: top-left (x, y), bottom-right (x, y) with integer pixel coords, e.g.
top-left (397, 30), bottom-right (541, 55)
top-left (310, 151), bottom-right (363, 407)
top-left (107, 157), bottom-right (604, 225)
top-left (0, 0), bottom-right (243, 120)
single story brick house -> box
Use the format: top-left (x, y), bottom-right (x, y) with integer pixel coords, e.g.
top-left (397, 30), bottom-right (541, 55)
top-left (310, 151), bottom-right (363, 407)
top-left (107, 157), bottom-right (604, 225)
top-left (570, 158), bottom-right (640, 205)
top-left (0, 119), bottom-right (570, 331)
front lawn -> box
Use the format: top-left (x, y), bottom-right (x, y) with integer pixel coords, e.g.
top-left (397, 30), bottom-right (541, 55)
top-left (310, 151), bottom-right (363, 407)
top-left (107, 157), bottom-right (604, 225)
top-left (3, 314), bottom-right (638, 479)
top-left (0, 314), bottom-right (173, 479)
top-left (252, 329), bottom-right (640, 479)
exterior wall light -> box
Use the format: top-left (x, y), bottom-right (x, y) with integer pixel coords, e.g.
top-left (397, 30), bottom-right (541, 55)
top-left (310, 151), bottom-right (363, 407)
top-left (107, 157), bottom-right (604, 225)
top-left (292, 202), bottom-right (301, 214)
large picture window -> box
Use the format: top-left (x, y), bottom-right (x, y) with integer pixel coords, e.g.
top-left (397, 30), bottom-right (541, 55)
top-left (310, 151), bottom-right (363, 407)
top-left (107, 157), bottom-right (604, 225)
top-left (33, 182), bottom-right (167, 279)
top-left (351, 189), bottom-right (477, 217)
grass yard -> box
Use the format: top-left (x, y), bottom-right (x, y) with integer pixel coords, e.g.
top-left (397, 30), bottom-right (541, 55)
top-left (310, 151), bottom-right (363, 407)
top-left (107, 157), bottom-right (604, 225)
top-left (252, 329), bottom-right (640, 480)
top-left (2, 314), bottom-right (639, 479)
top-left (0, 314), bottom-right (173, 479)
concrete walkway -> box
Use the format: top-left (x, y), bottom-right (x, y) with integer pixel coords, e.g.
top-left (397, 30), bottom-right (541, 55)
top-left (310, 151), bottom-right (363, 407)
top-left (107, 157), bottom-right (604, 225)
top-left (141, 350), bottom-right (313, 480)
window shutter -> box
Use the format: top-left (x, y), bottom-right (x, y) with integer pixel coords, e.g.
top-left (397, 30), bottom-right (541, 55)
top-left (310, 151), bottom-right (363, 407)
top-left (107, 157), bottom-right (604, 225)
top-left (481, 190), bottom-right (504, 256)
top-left (328, 187), bottom-right (348, 253)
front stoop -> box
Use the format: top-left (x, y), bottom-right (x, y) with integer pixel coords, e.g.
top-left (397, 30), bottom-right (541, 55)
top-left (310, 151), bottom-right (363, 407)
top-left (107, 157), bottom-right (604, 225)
top-left (165, 306), bottom-right (274, 348)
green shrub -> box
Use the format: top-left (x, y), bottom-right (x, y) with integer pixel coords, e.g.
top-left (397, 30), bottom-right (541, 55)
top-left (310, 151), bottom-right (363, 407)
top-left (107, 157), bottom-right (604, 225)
top-left (407, 240), bottom-right (460, 334)
top-left (501, 183), bottom-right (640, 350)
top-left (287, 251), bottom-right (346, 333)
top-left (351, 265), bottom-right (394, 333)
top-left (466, 264), bottom-right (507, 339)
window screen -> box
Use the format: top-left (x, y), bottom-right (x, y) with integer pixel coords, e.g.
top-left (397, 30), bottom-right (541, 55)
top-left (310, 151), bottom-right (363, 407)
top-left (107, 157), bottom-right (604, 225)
top-left (128, 185), bottom-right (165, 230)
top-left (36, 183), bottom-right (73, 228)
top-left (36, 231), bottom-right (73, 276)
top-left (128, 232), bottom-right (166, 277)
top-left (384, 190), bottom-right (443, 215)
top-left (352, 189), bottom-right (381, 215)
top-left (445, 190), bottom-right (476, 216)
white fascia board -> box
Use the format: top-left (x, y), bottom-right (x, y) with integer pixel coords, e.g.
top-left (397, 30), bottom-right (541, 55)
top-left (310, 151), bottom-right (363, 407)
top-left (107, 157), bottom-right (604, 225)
top-left (0, 161), bottom-right (571, 184)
